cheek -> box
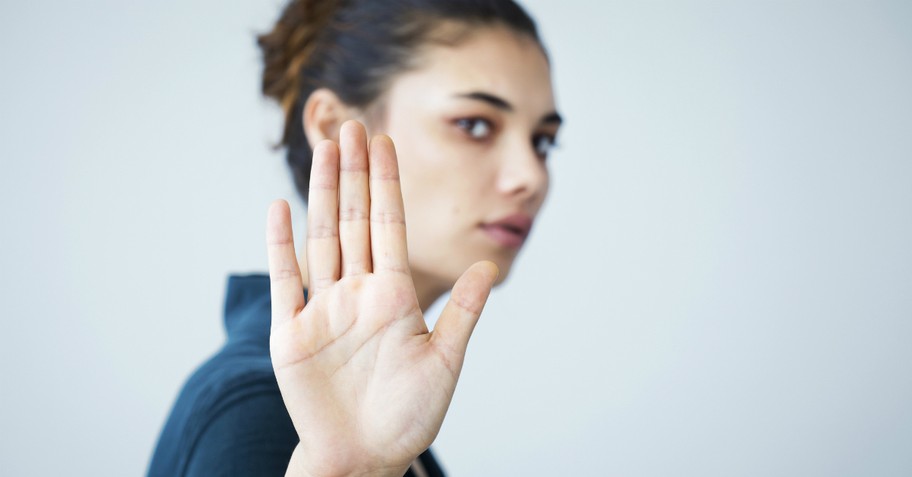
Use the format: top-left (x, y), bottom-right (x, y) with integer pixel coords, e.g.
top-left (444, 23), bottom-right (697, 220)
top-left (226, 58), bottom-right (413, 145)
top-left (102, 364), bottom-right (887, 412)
top-left (394, 131), bottom-right (465, 205)
top-left (385, 116), bottom-right (498, 240)
top-left (390, 133), bottom-right (459, 236)
top-left (541, 171), bottom-right (552, 203)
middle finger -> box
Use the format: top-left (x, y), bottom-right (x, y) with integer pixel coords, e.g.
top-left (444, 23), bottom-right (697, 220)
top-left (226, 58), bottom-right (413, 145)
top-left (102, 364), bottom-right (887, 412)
top-left (338, 120), bottom-right (372, 277)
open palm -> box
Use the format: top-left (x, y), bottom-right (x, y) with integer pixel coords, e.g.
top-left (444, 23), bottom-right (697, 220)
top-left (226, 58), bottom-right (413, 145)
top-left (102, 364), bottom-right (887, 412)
top-left (266, 121), bottom-right (498, 477)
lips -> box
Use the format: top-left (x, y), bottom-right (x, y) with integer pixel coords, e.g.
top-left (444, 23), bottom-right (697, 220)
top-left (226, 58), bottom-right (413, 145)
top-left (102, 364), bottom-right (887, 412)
top-left (480, 213), bottom-right (533, 249)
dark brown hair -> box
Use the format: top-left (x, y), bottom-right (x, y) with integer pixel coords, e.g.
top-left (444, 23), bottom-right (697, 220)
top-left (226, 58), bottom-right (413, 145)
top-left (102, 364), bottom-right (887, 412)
top-left (257, 0), bottom-right (543, 202)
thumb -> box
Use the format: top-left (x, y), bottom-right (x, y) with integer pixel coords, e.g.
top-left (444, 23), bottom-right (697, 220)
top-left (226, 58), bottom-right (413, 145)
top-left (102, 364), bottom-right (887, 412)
top-left (431, 261), bottom-right (499, 375)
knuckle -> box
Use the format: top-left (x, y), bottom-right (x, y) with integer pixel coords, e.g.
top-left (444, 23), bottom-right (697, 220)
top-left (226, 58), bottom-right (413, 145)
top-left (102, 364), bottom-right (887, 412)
top-left (266, 235), bottom-right (293, 246)
top-left (376, 261), bottom-right (409, 275)
top-left (450, 295), bottom-right (481, 315)
top-left (340, 162), bottom-right (368, 172)
top-left (307, 223), bottom-right (339, 239)
top-left (339, 207), bottom-right (369, 222)
top-left (343, 259), bottom-right (370, 274)
top-left (370, 210), bottom-right (405, 225)
top-left (310, 276), bottom-right (336, 290)
top-left (270, 267), bottom-right (299, 281)
top-left (370, 172), bottom-right (400, 181)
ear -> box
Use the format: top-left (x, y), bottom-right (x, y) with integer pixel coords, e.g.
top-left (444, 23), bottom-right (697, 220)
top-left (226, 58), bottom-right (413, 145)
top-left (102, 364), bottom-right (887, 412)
top-left (302, 88), bottom-right (356, 147)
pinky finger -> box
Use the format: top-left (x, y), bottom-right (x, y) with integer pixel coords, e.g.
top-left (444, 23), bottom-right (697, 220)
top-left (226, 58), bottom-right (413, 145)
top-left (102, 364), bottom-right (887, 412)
top-left (266, 199), bottom-right (305, 324)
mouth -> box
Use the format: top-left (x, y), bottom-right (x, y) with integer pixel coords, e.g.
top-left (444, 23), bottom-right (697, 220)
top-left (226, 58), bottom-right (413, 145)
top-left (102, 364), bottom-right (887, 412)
top-left (479, 214), bottom-right (533, 249)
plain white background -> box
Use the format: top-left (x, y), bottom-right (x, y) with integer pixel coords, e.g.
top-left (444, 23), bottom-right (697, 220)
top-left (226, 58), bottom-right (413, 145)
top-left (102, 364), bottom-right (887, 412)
top-left (2, 1), bottom-right (911, 475)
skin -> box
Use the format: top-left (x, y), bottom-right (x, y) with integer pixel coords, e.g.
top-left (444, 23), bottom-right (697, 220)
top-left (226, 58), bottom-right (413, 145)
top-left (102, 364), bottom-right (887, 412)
top-left (378, 26), bottom-right (560, 310)
top-left (267, 26), bottom-right (560, 477)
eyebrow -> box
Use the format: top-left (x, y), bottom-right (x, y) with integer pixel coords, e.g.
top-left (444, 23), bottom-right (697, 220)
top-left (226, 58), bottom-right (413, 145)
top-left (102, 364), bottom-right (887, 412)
top-left (454, 91), bottom-right (563, 126)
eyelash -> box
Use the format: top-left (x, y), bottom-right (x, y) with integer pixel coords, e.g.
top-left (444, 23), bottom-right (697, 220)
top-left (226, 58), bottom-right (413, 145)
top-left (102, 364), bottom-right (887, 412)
top-left (454, 117), bottom-right (558, 160)
top-left (532, 134), bottom-right (558, 159)
top-left (455, 117), bottom-right (494, 140)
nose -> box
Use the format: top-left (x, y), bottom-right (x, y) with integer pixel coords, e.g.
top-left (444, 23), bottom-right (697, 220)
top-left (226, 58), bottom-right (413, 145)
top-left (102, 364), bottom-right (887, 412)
top-left (495, 133), bottom-right (549, 205)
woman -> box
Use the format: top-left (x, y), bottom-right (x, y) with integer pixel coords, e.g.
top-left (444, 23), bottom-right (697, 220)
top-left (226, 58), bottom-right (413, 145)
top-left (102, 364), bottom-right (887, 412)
top-left (149, 1), bottom-right (561, 475)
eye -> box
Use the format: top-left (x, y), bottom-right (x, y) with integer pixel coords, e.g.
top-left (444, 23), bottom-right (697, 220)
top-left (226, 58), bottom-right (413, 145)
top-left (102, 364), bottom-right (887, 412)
top-left (533, 134), bottom-right (558, 159)
top-left (455, 118), bottom-right (494, 140)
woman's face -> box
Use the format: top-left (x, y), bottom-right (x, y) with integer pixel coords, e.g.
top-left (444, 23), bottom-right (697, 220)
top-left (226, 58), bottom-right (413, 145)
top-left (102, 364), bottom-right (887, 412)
top-left (376, 25), bottom-right (561, 294)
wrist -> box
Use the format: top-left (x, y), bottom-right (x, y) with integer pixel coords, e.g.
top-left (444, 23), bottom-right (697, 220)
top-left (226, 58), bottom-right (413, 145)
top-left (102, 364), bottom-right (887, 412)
top-left (285, 444), bottom-right (410, 477)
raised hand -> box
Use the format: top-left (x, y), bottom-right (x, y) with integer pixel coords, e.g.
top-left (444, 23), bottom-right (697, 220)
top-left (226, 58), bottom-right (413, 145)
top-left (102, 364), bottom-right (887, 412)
top-left (266, 121), bottom-right (499, 477)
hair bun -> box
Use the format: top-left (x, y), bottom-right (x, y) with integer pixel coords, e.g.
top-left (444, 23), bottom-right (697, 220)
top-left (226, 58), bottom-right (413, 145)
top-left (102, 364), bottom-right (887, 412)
top-left (258, 0), bottom-right (339, 145)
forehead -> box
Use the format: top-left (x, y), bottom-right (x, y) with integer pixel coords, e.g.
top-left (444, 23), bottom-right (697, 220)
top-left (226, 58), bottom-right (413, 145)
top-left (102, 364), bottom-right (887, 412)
top-left (388, 26), bottom-right (556, 114)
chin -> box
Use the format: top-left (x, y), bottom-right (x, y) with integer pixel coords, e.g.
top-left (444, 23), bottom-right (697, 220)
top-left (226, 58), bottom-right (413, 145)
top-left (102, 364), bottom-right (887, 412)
top-left (491, 271), bottom-right (511, 288)
top-left (488, 256), bottom-right (518, 287)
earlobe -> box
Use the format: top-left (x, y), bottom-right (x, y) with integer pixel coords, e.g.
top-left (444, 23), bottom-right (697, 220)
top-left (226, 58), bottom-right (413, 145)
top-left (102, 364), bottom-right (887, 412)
top-left (302, 88), bottom-right (355, 147)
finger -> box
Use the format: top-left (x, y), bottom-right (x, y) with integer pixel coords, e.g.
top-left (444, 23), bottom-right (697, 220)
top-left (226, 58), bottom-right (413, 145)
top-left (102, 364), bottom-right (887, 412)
top-left (306, 139), bottom-right (341, 297)
top-left (368, 135), bottom-right (409, 274)
top-left (266, 199), bottom-right (305, 323)
top-left (338, 120), bottom-right (372, 276)
top-left (430, 261), bottom-right (499, 376)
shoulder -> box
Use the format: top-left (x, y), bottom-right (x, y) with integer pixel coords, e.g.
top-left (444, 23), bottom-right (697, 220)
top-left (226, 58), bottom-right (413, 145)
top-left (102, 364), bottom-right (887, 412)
top-left (149, 274), bottom-right (298, 476)
top-left (148, 349), bottom-right (296, 476)
top-left (181, 383), bottom-right (297, 476)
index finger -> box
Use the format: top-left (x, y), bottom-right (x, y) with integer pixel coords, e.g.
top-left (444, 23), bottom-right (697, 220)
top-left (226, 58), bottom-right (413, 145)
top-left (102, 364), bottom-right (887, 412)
top-left (266, 199), bottom-right (305, 323)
